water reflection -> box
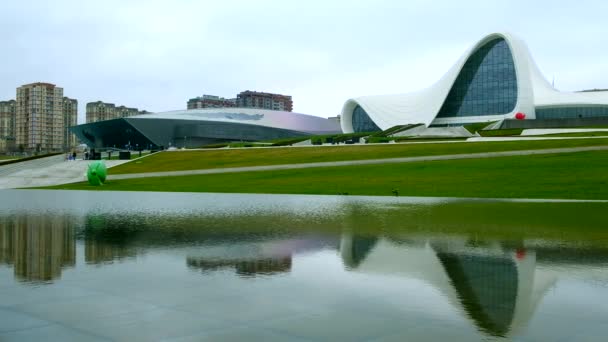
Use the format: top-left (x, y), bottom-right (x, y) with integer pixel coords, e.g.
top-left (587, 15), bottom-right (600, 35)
top-left (0, 215), bottom-right (76, 283)
top-left (0, 191), bottom-right (607, 340)
top-left (339, 233), bottom-right (608, 337)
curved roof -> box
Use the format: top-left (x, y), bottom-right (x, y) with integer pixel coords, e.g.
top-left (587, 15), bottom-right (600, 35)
top-left (131, 107), bottom-right (340, 135)
top-left (341, 32), bottom-right (608, 132)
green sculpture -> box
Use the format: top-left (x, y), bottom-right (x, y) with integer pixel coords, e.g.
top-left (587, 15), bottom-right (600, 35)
top-left (87, 161), bottom-right (107, 186)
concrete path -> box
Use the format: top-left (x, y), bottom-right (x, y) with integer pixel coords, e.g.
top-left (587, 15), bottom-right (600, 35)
top-left (0, 156), bottom-right (130, 189)
top-left (109, 145), bottom-right (608, 181)
top-left (521, 128), bottom-right (608, 136)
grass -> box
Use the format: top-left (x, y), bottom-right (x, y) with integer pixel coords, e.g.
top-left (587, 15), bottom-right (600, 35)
top-left (45, 150), bottom-right (608, 200)
top-left (107, 137), bottom-right (608, 174)
top-left (0, 155), bottom-right (16, 160)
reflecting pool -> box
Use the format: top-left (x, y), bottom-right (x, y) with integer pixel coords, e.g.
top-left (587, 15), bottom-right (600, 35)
top-left (0, 190), bottom-right (607, 341)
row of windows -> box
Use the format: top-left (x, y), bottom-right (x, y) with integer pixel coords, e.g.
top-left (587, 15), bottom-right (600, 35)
top-left (437, 38), bottom-right (518, 118)
top-left (536, 106), bottom-right (608, 119)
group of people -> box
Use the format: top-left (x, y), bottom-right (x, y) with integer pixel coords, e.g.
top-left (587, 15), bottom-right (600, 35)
top-left (65, 151), bottom-right (77, 161)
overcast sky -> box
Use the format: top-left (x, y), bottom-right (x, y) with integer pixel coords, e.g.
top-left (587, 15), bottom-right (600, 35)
top-left (1, 0), bottom-right (607, 123)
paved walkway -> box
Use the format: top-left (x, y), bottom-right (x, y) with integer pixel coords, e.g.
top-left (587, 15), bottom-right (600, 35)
top-left (109, 145), bottom-right (608, 181)
top-left (0, 156), bottom-right (130, 189)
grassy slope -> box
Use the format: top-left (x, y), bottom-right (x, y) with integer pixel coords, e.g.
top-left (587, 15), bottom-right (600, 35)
top-left (109, 138), bottom-right (608, 174)
top-left (47, 150), bottom-right (608, 199)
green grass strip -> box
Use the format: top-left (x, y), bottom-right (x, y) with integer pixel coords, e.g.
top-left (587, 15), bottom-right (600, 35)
top-left (109, 138), bottom-right (608, 174)
top-left (45, 150), bottom-right (608, 200)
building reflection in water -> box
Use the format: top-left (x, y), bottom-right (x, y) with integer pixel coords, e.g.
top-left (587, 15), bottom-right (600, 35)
top-left (0, 215), bottom-right (76, 284)
top-left (339, 233), bottom-right (559, 338)
top-left (187, 257), bottom-right (292, 277)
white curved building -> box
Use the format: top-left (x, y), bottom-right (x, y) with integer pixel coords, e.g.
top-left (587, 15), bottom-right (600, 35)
top-left (341, 32), bottom-right (608, 133)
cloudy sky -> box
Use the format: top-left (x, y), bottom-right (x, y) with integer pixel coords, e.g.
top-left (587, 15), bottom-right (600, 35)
top-left (1, 0), bottom-right (607, 123)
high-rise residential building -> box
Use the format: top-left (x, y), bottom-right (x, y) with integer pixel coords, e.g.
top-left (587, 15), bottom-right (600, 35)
top-left (236, 91), bottom-right (293, 112)
top-left (63, 97), bottom-right (78, 150)
top-left (15, 83), bottom-right (65, 152)
top-left (187, 95), bottom-right (236, 109)
top-left (86, 101), bottom-right (148, 123)
top-left (0, 100), bottom-right (16, 152)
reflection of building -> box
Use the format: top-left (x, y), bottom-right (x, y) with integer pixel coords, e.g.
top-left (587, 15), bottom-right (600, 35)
top-left (341, 32), bottom-right (608, 133)
top-left (187, 95), bottom-right (237, 109)
top-left (84, 240), bottom-right (138, 265)
top-left (339, 234), bottom-right (556, 337)
top-left (187, 257), bottom-right (292, 277)
top-left (0, 215), bottom-right (75, 283)
top-left (71, 108), bottom-right (340, 149)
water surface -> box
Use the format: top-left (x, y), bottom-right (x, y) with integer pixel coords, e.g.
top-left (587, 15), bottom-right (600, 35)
top-left (0, 190), bottom-right (607, 341)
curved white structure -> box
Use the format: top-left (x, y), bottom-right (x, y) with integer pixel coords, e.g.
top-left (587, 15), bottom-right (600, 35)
top-left (341, 32), bottom-right (608, 133)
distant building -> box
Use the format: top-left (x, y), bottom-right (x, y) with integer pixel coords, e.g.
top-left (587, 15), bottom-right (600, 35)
top-left (236, 91), bottom-right (293, 112)
top-left (86, 101), bottom-right (148, 123)
top-left (327, 115), bottom-right (341, 125)
top-left (0, 100), bottom-right (16, 152)
top-left (187, 95), bottom-right (236, 109)
top-left (71, 108), bottom-right (341, 149)
top-left (63, 97), bottom-right (78, 150)
top-left (15, 83), bottom-right (67, 152)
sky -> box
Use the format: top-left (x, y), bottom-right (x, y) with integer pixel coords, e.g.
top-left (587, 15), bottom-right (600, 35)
top-left (1, 0), bottom-right (608, 124)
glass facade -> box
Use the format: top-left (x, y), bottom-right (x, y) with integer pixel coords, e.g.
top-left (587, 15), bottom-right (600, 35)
top-left (352, 105), bottom-right (381, 132)
top-left (536, 106), bottom-right (608, 119)
top-left (437, 38), bottom-right (518, 118)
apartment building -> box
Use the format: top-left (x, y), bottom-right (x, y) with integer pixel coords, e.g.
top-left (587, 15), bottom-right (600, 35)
top-left (86, 101), bottom-right (148, 123)
top-left (236, 91), bottom-right (293, 112)
top-left (15, 83), bottom-right (65, 152)
top-left (0, 100), bottom-right (16, 152)
top-left (63, 97), bottom-right (78, 150)
top-left (187, 95), bottom-right (236, 109)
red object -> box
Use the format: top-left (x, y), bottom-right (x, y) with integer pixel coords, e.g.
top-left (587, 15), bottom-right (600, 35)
top-left (516, 249), bottom-right (526, 260)
top-left (515, 112), bottom-right (526, 120)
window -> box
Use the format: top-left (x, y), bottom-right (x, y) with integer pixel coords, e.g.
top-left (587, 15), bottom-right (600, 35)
top-left (437, 38), bottom-right (518, 118)
top-left (536, 106), bottom-right (608, 119)
top-left (352, 105), bottom-right (381, 132)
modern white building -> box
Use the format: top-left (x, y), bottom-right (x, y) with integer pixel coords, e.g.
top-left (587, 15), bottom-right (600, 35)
top-left (341, 32), bottom-right (608, 133)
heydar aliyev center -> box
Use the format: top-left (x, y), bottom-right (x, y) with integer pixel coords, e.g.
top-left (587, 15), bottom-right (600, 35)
top-left (341, 32), bottom-right (608, 133)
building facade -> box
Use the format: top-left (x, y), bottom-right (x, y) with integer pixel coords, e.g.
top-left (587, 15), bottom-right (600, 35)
top-left (0, 100), bottom-right (16, 152)
top-left (340, 32), bottom-right (608, 133)
top-left (63, 97), bottom-right (78, 150)
top-left (15, 83), bottom-right (66, 152)
top-left (236, 91), bottom-right (293, 112)
top-left (86, 101), bottom-right (148, 123)
top-left (187, 95), bottom-right (236, 109)
top-left (71, 107), bottom-right (341, 149)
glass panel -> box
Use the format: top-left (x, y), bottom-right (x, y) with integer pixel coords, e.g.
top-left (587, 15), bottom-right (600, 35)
top-left (436, 38), bottom-right (518, 118)
top-left (352, 105), bottom-right (381, 133)
top-left (536, 106), bottom-right (608, 119)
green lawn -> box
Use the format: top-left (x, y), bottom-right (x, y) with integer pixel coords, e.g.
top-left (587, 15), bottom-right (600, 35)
top-left (0, 155), bottom-right (17, 160)
top-left (46, 150), bottom-right (608, 200)
top-left (109, 137), bottom-right (608, 174)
